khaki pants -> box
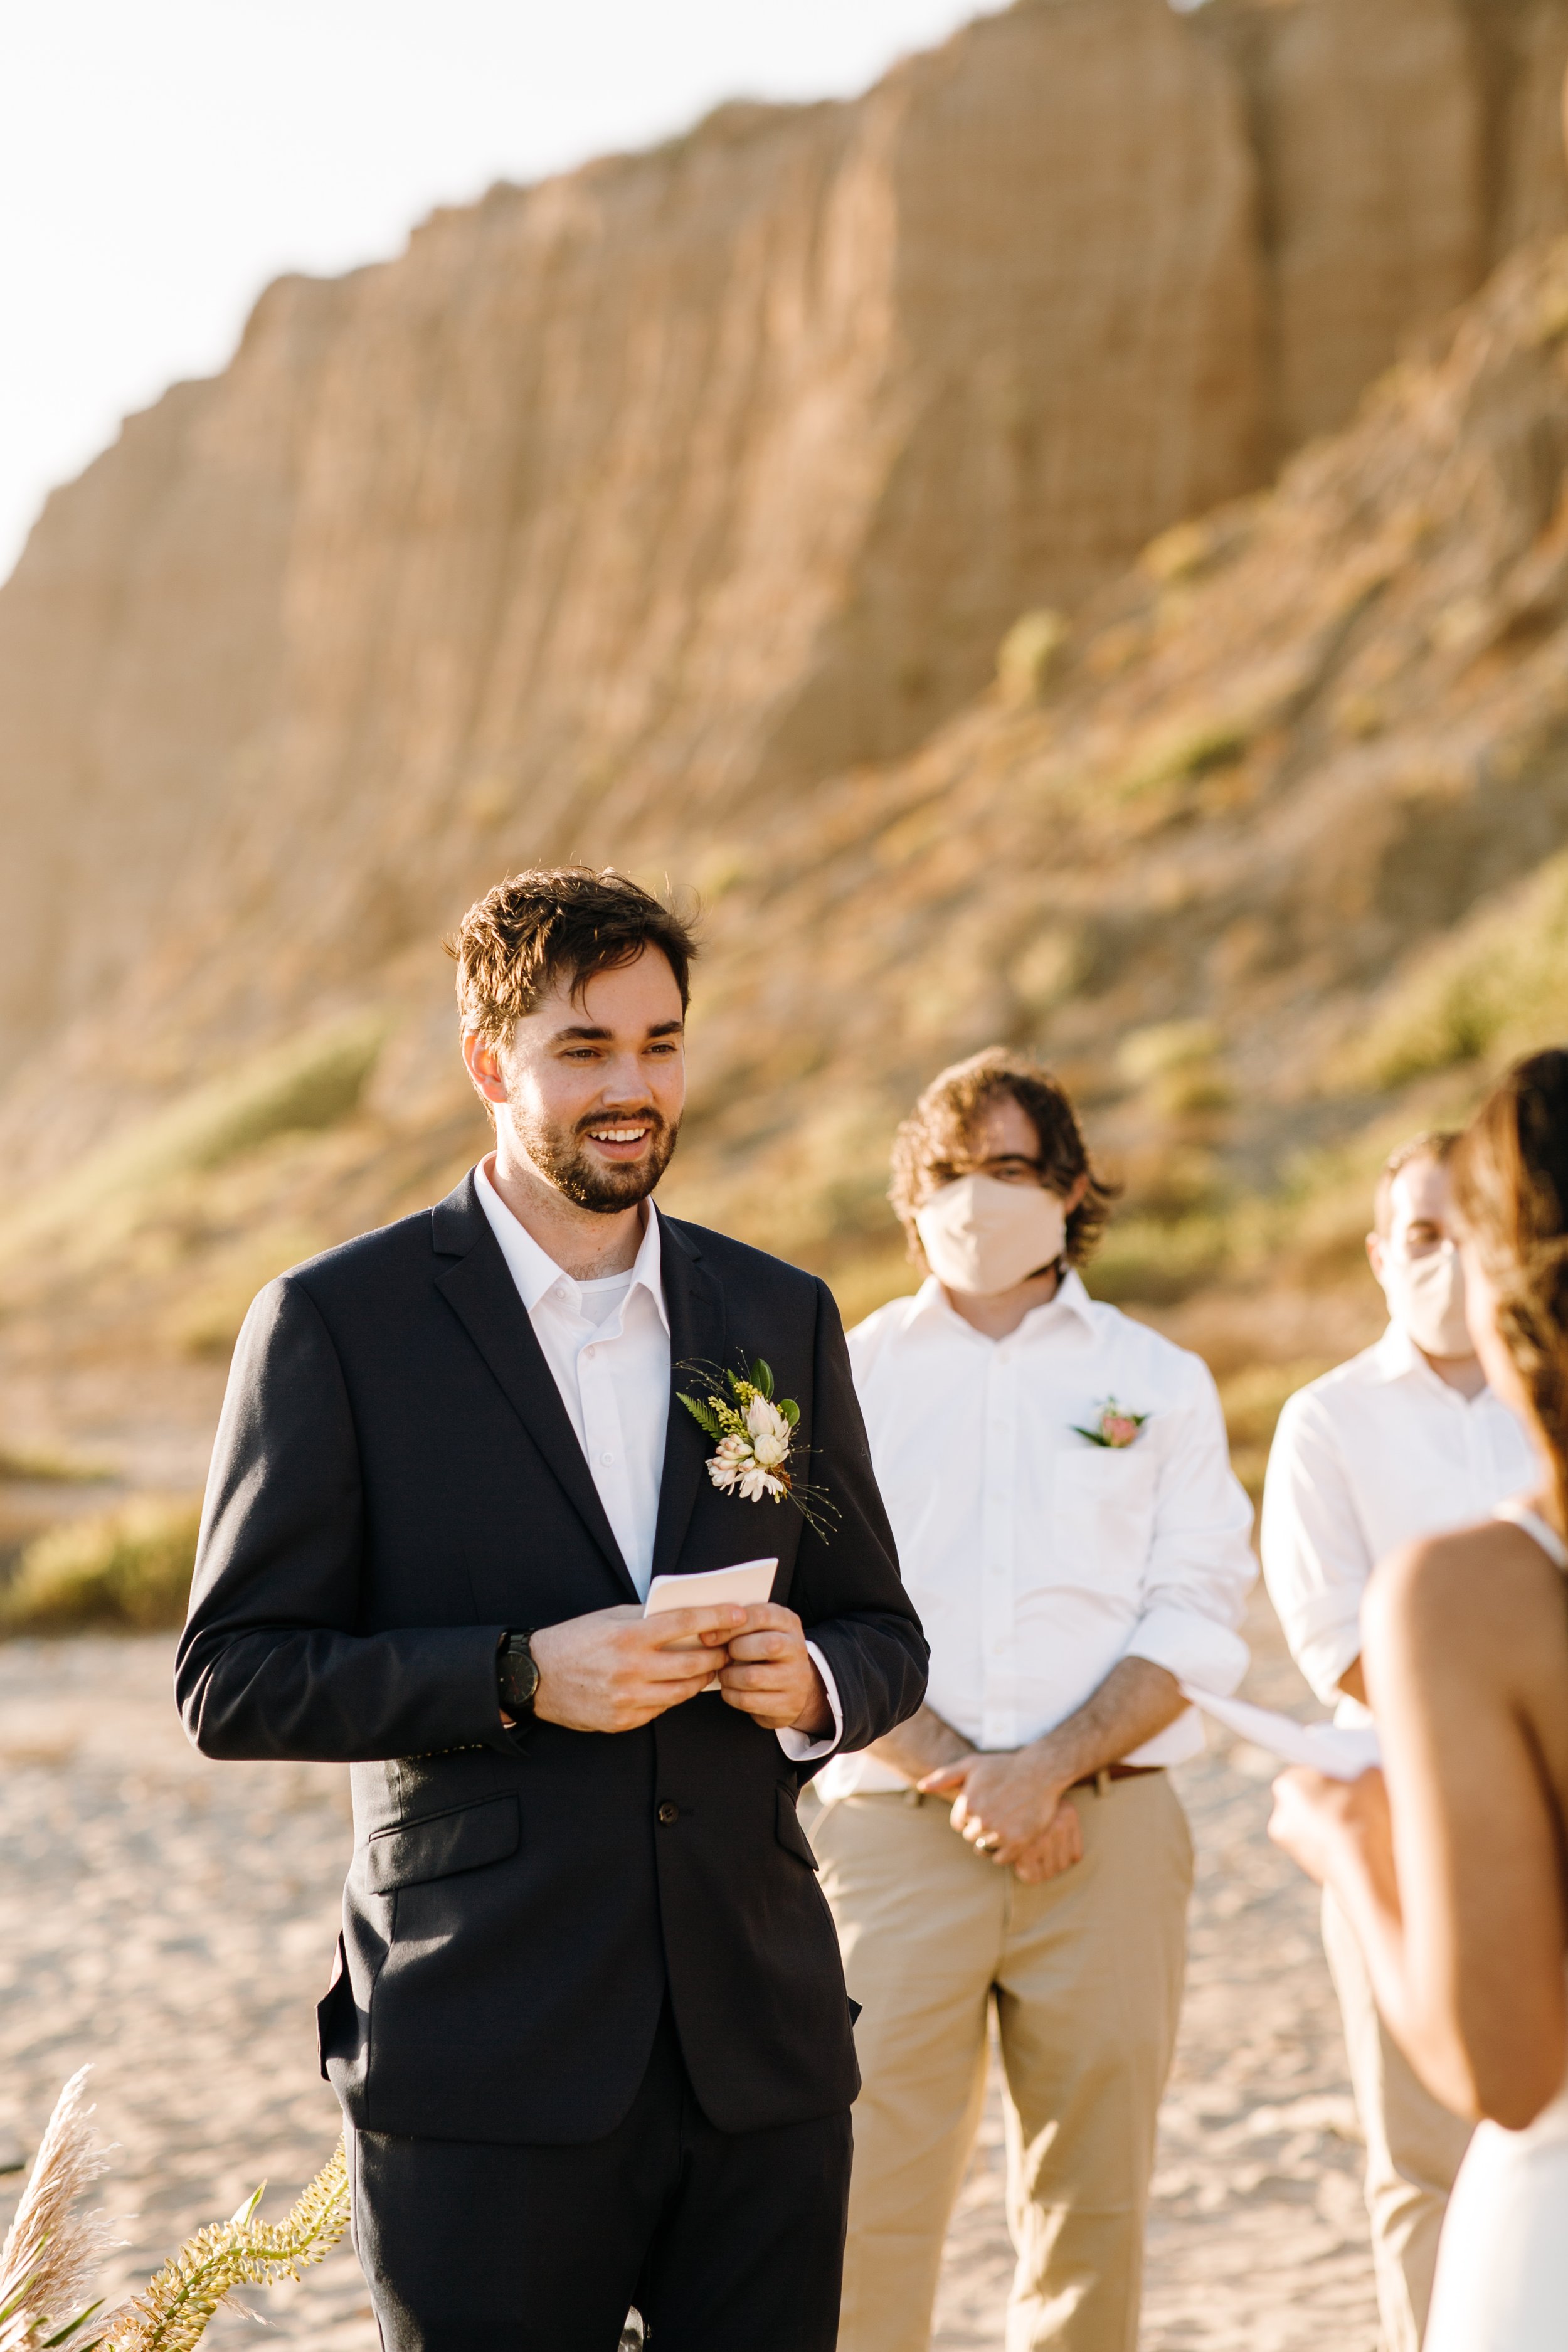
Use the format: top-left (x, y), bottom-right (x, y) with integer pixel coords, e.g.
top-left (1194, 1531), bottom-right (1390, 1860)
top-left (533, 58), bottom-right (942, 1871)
top-left (812, 1774), bottom-right (1191, 2352)
top-left (1322, 1892), bottom-right (1471, 2352)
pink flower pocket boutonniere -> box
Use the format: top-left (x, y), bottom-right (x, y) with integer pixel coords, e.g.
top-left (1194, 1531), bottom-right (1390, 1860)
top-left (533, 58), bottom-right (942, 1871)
top-left (1071, 1398), bottom-right (1148, 1449)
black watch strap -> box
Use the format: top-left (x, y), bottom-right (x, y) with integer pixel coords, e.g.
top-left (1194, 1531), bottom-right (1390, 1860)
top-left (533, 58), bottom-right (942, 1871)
top-left (497, 1629), bottom-right (541, 1719)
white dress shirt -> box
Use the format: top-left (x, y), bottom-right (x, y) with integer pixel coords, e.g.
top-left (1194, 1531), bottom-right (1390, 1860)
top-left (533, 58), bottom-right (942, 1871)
top-left (818, 1269), bottom-right (1255, 1798)
top-left (1261, 1323), bottom-right (1535, 1724)
top-left (474, 1160), bottom-right (841, 1759)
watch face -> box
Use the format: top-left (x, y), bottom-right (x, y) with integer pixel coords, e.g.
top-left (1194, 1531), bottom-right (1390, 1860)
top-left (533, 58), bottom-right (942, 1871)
top-left (502, 1636), bottom-right (539, 1710)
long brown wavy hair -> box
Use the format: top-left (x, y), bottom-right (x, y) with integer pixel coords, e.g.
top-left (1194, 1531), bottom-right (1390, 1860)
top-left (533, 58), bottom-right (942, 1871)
top-left (1451, 1048), bottom-right (1568, 1522)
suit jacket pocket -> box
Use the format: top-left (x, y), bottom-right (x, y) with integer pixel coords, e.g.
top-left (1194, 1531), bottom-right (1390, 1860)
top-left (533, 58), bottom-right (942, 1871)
top-left (776, 1784), bottom-right (820, 1871)
top-left (366, 1792), bottom-right (519, 1893)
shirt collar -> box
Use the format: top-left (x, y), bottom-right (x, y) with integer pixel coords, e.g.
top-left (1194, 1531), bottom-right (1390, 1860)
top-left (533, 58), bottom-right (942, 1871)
top-left (1371, 1318), bottom-right (1486, 1403)
top-left (904, 1264), bottom-right (1098, 1343)
top-left (474, 1157), bottom-right (669, 1332)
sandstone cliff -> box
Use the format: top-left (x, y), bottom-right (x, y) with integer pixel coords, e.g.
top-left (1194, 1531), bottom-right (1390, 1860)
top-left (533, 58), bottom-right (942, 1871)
top-left (0, 0), bottom-right (1262, 1111)
top-left (4, 0), bottom-right (1567, 1135)
top-left (2, 0), bottom-right (1568, 1480)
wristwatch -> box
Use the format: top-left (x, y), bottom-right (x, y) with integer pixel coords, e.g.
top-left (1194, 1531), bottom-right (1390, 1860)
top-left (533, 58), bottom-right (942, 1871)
top-left (497, 1629), bottom-right (541, 1720)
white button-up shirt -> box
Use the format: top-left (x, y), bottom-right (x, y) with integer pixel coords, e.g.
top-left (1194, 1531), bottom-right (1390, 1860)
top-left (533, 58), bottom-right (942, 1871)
top-left (818, 1270), bottom-right (1254, 1797)
top-left (1261, 1323), bottom-right (1535, 1724)
top-left (478, 1157), bottom-right (670, 1598)
top-left (474, 1160), bottom-right (841, 1759)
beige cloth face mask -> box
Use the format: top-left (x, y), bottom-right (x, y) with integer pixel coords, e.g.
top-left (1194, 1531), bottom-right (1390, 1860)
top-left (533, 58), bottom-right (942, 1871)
top-left (1379, 1238), bottom-right (1473, 1358)
top-left (914, 1174), bottom-right (1067, 1296)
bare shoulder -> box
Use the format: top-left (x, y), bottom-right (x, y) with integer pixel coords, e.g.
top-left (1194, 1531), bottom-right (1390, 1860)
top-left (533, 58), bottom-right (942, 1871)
top-left (1367, 1519), bottom-right (1568, 1675)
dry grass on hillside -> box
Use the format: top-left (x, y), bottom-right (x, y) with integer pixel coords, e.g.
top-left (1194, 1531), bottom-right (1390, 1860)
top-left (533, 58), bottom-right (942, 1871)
top-left (4, 238), bottom-right (1568, 1540)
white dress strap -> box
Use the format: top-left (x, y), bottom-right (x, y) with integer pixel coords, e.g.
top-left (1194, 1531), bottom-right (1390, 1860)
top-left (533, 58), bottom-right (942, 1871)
top-left (1495, 1498), bottom-right (1568, 1573)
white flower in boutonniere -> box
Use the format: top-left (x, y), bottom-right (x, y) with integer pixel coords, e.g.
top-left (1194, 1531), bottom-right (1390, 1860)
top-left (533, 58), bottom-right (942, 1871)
top-left (678, 1359), bottom-right (839, 1534)
top-left (1071, 1397), bottom-right (1148, 1449)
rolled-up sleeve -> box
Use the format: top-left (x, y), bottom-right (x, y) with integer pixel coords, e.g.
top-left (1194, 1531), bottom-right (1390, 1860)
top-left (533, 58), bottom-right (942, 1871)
top-left (1123, 1360), bottom-right (1254, 1698)
top-left (1259, 1389), bottom-right (1371, 1705)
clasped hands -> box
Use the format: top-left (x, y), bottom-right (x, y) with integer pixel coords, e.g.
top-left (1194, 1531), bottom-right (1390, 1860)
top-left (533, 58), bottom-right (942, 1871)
top-left (527, 1601), bottom-right (831, 1738)
top-left (918, 1746), bottom-right (1084, 1885)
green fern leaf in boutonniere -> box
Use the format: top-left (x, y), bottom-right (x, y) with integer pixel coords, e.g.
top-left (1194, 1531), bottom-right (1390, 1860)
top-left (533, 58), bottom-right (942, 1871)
top-left (1070, 1398), bottom-right (1148, 1449)
top-left (675, 1389), bottom-right (726, 1443)
top-left (677, 1357), bottom-right (837, 1537)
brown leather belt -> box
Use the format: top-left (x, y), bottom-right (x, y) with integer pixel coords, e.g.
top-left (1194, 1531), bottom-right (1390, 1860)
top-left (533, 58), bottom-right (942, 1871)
top-left (1069, 1763), bottom-right (1164, 1793)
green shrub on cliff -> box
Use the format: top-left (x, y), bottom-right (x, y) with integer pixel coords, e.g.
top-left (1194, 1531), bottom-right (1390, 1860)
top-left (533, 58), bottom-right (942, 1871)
top-left (1351, 846), bottom-right (1568, 1088)
top-left (0, 1010), bottom-right (387, 1272)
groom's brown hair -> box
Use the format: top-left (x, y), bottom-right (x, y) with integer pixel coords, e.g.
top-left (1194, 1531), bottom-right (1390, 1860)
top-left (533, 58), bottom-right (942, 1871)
top-left (448, 866), bottom-right (699, 1047)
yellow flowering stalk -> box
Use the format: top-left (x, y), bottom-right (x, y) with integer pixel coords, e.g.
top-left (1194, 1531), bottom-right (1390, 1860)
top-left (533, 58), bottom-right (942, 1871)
top-left (102, 2144), bottom-right (349, 2351)
top-left (0, 2072), bottom-right (349, 2352)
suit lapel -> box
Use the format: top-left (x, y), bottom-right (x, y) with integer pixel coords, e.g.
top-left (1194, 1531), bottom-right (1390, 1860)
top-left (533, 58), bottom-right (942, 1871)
top-left (649, 1218), bottom-right (728, 1586)
top-left (432, 1176), bottom-right (638, 1601)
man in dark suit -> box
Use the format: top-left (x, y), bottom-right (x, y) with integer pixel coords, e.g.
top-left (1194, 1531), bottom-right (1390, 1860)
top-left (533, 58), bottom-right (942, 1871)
top-left (176, 867), bottom-right (926, 2352)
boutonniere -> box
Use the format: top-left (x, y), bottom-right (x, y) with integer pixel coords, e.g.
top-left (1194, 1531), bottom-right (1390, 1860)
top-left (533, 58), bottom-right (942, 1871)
top-left (1071, 1397), bottom-right (1148, 1449)
top-left (678, 1358), bottom-right (837, 1536)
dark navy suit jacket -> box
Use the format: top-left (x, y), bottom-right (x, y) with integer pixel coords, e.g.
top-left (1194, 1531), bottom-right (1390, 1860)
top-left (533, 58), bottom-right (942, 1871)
top-left (176, 1173), bottom-right (926, 2144)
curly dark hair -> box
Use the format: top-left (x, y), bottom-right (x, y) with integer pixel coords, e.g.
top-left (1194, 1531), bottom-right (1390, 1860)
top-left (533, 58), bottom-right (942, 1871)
top-left (889, 1047), bottom-right (1118, 1269)
top-left (1451, 1049), bottom-right (1568, 1520)
top-left (447, 866), bottom-right (698, 1046)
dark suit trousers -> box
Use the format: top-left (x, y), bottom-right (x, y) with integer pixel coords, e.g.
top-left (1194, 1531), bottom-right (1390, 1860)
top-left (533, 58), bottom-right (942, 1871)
top-left (349, 2004), bottom-right (852, 2352)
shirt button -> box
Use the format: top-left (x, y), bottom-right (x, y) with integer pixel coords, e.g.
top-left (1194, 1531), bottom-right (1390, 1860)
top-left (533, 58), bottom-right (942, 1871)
top-left (657, 1801), bottom-right (679, 1825)
top-left (600, 1451), bottom-right (615, 1466)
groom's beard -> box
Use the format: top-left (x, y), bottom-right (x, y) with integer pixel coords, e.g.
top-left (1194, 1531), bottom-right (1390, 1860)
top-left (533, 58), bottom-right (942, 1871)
top-left (511, 1099), bottom-right (679, 1214)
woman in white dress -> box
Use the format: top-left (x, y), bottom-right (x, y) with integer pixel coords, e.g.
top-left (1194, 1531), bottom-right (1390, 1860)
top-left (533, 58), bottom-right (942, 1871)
top-left (1271, 1047), bottom-right (1568, 2348)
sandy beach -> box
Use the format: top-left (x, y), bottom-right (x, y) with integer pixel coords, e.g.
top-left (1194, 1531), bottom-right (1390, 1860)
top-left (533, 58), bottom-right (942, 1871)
top-left (0, 1588), bottom-right (1377, 2348)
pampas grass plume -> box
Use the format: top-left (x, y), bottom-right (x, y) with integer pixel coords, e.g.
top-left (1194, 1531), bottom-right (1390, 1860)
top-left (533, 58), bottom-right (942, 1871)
top-left (0, 2073), bottom-right (349, 2352)
top-left (0, 2067), bottom-right (114, 2351)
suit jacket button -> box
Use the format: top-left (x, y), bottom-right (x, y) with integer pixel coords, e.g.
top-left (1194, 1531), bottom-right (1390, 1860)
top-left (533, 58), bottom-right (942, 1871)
top-left (657, 1801), bottom-right (679, 1825)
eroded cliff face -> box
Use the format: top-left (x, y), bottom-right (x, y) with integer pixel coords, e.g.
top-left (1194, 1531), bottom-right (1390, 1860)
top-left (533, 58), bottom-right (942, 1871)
top-left (0, 0), bottom-right (1264, 1116)
top-left (2, 1), bottom-right (1568, 1474)
top-left (0, 3), bottom-right (1259, 1118)
top-left (4, 0), bottom-right (1567, 1159)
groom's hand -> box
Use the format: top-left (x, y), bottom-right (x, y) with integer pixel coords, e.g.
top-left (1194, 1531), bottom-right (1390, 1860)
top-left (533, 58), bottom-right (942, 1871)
top-left (530, 1604), bottom-right (747, 1733)
top-left (718, 1604), bottom-right (832, 1735)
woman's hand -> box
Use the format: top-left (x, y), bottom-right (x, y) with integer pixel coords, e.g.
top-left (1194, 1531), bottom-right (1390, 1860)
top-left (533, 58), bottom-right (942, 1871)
top-left (1268, 1764), bottom-right (1395, 1895)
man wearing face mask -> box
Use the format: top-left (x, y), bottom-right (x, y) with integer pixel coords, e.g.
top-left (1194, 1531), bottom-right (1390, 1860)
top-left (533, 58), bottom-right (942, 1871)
top-left (812, 1048), bottom-right (1256, 2352)
top-left (1261, 1132), bottom-right (1534, 2352)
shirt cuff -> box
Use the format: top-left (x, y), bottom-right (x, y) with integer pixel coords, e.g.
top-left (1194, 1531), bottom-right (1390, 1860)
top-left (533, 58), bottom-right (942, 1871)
top-left (1125, 1605), bottom-right (1250, 1698)
top-left (776, 1641), bottom-right (844, 1762)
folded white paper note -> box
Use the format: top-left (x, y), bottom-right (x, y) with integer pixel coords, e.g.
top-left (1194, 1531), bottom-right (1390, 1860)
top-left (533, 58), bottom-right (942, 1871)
top-left (644, 1557), bottom-right (778, 1649)
top-left (1179, 1683), bottom-right (1382, 1782)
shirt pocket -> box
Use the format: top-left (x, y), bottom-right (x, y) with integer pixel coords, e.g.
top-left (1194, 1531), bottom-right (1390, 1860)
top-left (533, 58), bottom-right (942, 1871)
top-left (1052, 1448), bottom-right (1158, 1596)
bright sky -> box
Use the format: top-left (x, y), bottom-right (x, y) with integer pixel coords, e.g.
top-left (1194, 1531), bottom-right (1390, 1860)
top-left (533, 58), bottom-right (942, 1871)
top-left (0, 1), bottom-right (1014, 583)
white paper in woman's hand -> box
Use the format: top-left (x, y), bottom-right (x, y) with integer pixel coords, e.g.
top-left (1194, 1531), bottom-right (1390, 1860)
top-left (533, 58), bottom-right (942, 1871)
top-left (1179, 1683), bottom-right (1382, 1780)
